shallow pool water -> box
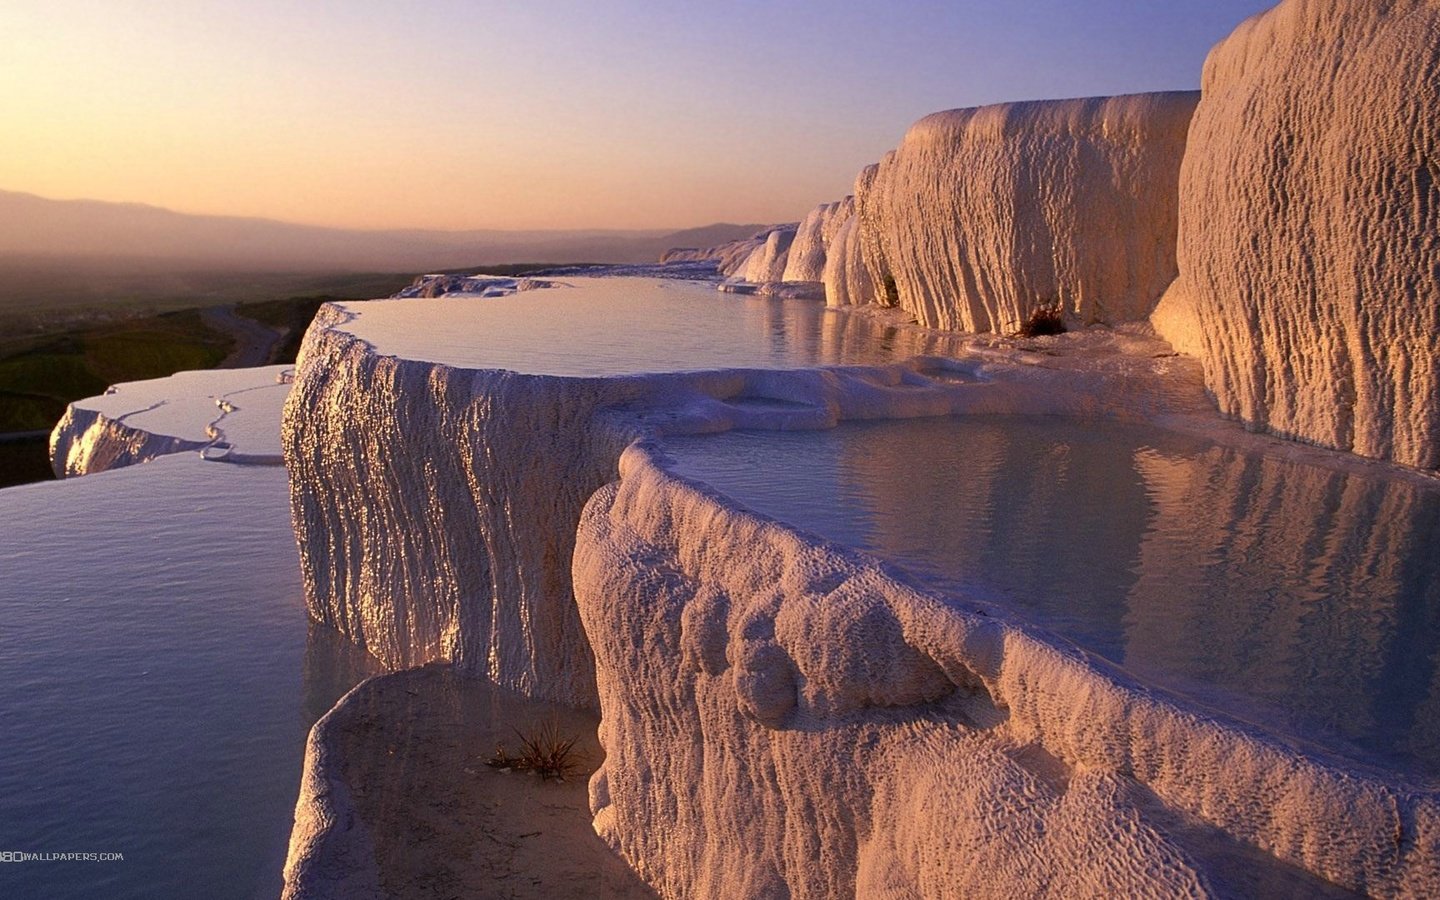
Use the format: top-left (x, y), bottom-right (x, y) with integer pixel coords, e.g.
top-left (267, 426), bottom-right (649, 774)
top-left (663, 415), bottom-right (1440, 780)
top-left (0, 455), bottom-right (378, 899)
top-left (345, 276), bottom-right (961, 375)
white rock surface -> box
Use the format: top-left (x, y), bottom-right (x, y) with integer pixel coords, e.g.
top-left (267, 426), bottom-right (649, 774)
top-left (739, 224), bottom-right (798, 284)
top-left (283, 681), bottom-right (385, 900)
top-left (848, 92), bottom-right (1197, 333)
top-left (283, 664), bottom-right (652, 900)
top-left (573, 443), bottom-right (1437, 898)
top-left (781, 198), bottom-right (852, 284)
top-left (822, 210), bottom-right (876, 310)
top-left (284, 272), bottom-right (1440, 896)
top-left (660, 225), bottom-right (794, 278)
top-left (1153, 0), bottom-right (1440, 470)
top-left (283, 293), bottom-right (994, 704)
top-left (393, 274), bottom-right (555, 299)
top-left (50, 365), bottom-right (292, 476)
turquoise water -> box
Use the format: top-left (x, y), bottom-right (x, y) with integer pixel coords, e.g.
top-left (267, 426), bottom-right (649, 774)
top-left (664, 415), bottom-right (1440, 780)
top-left (0, 456), bottom-right (378, 899)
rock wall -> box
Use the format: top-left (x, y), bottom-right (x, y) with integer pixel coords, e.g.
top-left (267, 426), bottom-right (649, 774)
top-left (821, 209), bottom-right (876, 309)
top-left (573, 444), bottom-right (1440, 898)
top-left (285, 283), bottom-right (1440, 894)
top-left (845, 92), bottom-right (1197, 333)
top-left (739, 225), bottom-right (798, 284)
top-left (283, 305), bottom-right (636, 706)
top-left (660, 224), bottom-right (794, 278)
top-left (1153, 0), bottom-right (1440, 469)
top-left (283, 302), bottom-right (1007, 706)
top-left (50, 405), bottom-right (209, 478)
top-left (781, 198), bottom-right (853, 284)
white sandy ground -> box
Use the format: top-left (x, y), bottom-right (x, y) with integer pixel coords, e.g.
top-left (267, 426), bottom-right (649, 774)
top-left (50, 364), bottom-right (292, 476)
top-left (283, 664), bottom-right (654, 900)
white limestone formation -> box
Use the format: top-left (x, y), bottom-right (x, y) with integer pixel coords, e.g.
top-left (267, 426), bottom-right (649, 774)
top-left (284, 276), bottom-right (1218, 700)
top-left (1152, 0), bottom-right (1440, 469)
top-left (848, 92), bottom-right (1197, 333)
top-left (573, 444), bottom-right (1438, 898)
top-left (781, 198), bottom-right (852, 284)
top-left (283, 681), bottom-right (385, 900)
top-left (660, 224), bottom-right (794, 278)
top-left (50, 365), bottom-right (291, 476)
top-left (393, 274), bottom-right (555, 299)
top-left (739, 224), bottom-right (798, 284)
top-left (285, 271), bottom-right (1440, 894)
top-left (822, 210), bottom-right (876, 309)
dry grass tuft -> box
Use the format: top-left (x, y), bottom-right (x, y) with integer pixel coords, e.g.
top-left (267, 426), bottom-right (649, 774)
top-left (1017, 304), bottom-right (1067, 337)
top-left (486, 721), bottom-right (582, 781)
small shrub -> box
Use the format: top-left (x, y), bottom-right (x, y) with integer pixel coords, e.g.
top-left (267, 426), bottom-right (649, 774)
top-left (881, 275), bottom-right (900, 307)
top-left (1017, 304), bottom-right (1066, 337)
top-left (486, 721), bottom-right (581, 781)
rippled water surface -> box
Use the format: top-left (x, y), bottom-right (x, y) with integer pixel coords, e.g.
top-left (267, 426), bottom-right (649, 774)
top-left (347, 276), bottom-right (962, 375)
top-left (0, 456), bottom-right (378, 899)
top-left (664, 416), bottom-right (1440, 779)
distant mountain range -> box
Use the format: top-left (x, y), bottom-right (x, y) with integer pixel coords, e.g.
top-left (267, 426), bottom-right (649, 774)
top-left (0, 190), bottom-right (766, 271)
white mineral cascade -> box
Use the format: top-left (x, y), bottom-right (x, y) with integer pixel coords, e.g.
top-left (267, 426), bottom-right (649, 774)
top-left (50, 365), bottom-right (292, 476)
top-left (1151, 0), bottom-right (1440, 469)
top-left (276, 1), bottom-right (1440, 896)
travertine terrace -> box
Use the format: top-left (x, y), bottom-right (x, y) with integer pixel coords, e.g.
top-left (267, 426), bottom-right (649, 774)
top-left (269, 1), bottom-right (1440, 896)
top-left (846, 92), bottom-right (1198, 332)
top-left (50, 365), bottom-right (291, 476)
top-left (1152, 0), bottom-right (1440, 469)
top-left (277, 272), bottom-right (1440, 897)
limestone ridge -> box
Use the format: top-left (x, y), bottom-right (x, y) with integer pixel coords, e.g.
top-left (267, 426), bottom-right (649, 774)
top-left (575, 445), bottom-right (1437, 899)
top-left (671, 0), bottom-right (1438, 469)
top-left (1155, 0), bottom-right (1440, 469)
top-left (670, 93), bottom-right (1198, 332)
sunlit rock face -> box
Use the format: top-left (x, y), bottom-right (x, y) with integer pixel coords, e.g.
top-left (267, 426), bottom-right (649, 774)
top-left (781, 198), bottom-right (853, 284)
top-left (283, 306), bottom-right (634, 706)
top-left (50, 365), bottom-right (291, 477)
top-left (843, 92), bottom-right (1197, 333)
top-left (575, 446), bottom-right (1439, 899)
top-left (827, 163), bottom-right (893, 310)
top-left (281, 283), bottom-right (983, 706)
top-left (821, 208), bottom-right (876, 309)
top-left (739, 224), bottom-right (799, 284)
top-left (660, 225), bottom-right (792, 278)
top-left (1153, 0), bottom-right (1440, 469)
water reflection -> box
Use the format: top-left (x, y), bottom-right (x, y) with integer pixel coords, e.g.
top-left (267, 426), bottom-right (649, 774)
top-left (350, 277), bottom-right (964, 376)
top-left (663, 416), bottom-right (1440, 778)
top-left (1123, 444), bottom-right (1440, 770)
top-left (0, 458), bottom-right (380, 900)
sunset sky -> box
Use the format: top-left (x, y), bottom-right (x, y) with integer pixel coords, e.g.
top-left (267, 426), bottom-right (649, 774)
top-left (1, 0), bottom-right (1275, 232)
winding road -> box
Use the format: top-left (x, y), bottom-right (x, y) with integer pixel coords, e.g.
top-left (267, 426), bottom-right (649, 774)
top-left (201, 305), bottom-right (282, 368)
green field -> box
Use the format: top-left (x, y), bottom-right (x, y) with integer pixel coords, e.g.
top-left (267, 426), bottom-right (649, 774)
top-left (0, 310), bottom-right (233, 433)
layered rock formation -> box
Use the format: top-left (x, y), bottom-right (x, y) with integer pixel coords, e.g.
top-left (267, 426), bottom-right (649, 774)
top-left (838, 92), bottom-right (1197, 332)
top-left (660, 224), bottom-right (796, 278)
top-left (282, 274), bottom-right (1440, 895)
top-left (819, 212), bottom-right (869, 308)
top-left (50, 365), bottom-right (291, 476)
top-left (1153, 0), bottom-right (1440, 469)
top-left (282, 285), bottom-right (996, 707)
top-left (739, 224), bottom-right (799, 284)
top-left (574, 445), bottom-right (1437, 898)
top-left (780, 198), bottom-right (853, 284)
